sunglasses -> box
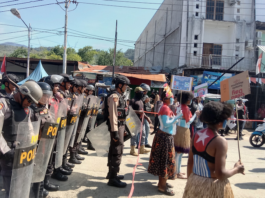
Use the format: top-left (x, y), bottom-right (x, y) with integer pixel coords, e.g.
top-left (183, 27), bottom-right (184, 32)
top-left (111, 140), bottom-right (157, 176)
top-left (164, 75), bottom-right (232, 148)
top-left (25, 96), bottom-right (33, 103)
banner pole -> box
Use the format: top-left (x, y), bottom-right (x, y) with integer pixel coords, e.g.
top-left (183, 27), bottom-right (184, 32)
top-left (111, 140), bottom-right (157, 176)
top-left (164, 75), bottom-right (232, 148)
top-left (234, 99), bottom-right (241, 161)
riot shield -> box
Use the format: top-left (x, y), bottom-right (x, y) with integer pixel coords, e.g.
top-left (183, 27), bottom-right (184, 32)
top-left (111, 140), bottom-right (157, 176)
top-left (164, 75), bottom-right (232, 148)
top-left (125, 106), bottom-right (142, 137)
top-left (76, 95), bottom-right (97, 143)
top-left (10, 119), bottom-right (40, 198)
top-left (86, 121), bottom-right (110, 157)
top-left (55, 98), bottom-right (68, 168)
top-left (0, 113), bottom-right (8, 154)
top-left (63, 95), bottom-right (83, 154)
top-left (89, 96), bottom-right (101, 129)
top-left (32, 100), bottom-right (61, 183)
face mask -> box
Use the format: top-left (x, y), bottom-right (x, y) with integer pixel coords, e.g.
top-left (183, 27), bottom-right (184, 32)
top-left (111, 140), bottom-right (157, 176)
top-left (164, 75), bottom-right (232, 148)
top-left (222, 120), bottom-right (227, 128)
top-left (170, 98), bottom-right (174, 105)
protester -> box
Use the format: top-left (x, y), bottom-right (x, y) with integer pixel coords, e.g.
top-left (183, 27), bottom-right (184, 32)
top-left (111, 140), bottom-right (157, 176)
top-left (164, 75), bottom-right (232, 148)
top-left (183, 101), bottom-right (245, 198)
top-left (130, 87), bottom-right (151, 156)
top-left (174, 91), bottom-right (199, 179)
top-left (103, 75), bottom-right (130, 188)
top-left (148, 85), bottom-right (183, 196)
top-left (235, 99), bottom-right (246, 140)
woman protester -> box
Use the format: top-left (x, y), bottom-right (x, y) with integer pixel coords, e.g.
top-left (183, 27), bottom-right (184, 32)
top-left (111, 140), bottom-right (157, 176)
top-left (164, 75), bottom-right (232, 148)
top-left (183, 101), bottom-right (245, 198)
top-left (174, 91), bottom-right (199, 179)
top-left (148, 84), bottom-right (183, 196)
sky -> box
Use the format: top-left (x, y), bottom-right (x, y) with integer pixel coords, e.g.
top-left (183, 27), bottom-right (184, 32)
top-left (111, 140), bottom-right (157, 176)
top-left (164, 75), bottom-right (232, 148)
top-left (0, 0), bottom-right (264, 52)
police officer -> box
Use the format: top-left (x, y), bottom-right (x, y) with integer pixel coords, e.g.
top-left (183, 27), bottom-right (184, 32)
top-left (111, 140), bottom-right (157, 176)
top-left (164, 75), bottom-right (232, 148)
top-left (41, 75), bottom-right (70, 184)
top-left (104, 74), bottom-right (130, 188)
top-left (68, 78), bottom-right (84, 164)
top-left (0, 81), bottom-right (43, 198)
top-left (30, 82), bottom-right (53, 198)
top-left (84, 84), bottom-right (96, 150)
top-left (0, 74), bottom-right (19, 98)
top-left (59, 74), bottom-right (76, 171)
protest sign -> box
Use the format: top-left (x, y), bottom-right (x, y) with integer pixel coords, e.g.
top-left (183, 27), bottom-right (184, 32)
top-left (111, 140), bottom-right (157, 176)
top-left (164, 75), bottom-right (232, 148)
top-left (220, 71), bottom-right (250, 102)
top-left (194, 83), bottom-right (208, 97)
top-left (170, 75), bottom-right (193, 91)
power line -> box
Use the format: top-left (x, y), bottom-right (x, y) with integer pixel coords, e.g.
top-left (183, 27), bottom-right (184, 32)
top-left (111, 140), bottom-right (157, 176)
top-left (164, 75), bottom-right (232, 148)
top-left (0, 0), bottom-right (19, 4)
top-left (0, 0), bottom-right (44, 8)
top-left (0, 2), bottom-right (63, 12)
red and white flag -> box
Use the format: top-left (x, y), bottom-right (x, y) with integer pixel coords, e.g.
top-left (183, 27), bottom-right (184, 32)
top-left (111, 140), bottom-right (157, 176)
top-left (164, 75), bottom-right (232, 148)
top-left (256, 52), bottom-right (263, 75)
top-left (1, 55), bottom-right (6, 74)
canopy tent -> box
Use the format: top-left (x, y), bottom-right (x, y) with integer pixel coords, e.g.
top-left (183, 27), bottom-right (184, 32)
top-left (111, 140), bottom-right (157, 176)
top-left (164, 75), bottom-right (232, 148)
top-left (18, 60), bottom-right (48, 85)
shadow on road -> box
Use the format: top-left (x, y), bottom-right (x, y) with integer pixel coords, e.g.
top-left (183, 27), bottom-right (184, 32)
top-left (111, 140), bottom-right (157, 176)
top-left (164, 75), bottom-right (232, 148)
top-left (249, 168), bottom-right (265, 173)
top-left (235, 182), bottom-right (265, 190)
top-left (243, 146), bottom-right (265, 150)
top-left (257, 158), bottom-right (265, 160)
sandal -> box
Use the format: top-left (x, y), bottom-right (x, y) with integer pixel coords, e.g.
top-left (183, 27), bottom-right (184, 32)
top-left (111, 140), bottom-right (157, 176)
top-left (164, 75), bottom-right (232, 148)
top-left (177, 174), bottom-right (187, 179)
top-left (157, 183), bottom-right (173, 188)
top-left (158, 187), bottom-right (175, 196)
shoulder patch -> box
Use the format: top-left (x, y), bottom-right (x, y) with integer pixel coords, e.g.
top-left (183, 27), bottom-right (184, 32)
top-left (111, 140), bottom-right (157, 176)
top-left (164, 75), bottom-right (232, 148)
top-left (0, 103), bottom-right (4, 110)
top-left (113, 98), bottom-right (118, 102)
top-left (24, 108), bottom-right (29, 115)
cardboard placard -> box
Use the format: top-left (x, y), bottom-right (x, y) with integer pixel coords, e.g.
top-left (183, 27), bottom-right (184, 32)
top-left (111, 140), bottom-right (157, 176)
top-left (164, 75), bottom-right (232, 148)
top-left (220, 71), bottom-right (250, 102)
top-left (170, 75), bottom-right (193, 91)
top-left (194, 83), bottom-right (208, 97)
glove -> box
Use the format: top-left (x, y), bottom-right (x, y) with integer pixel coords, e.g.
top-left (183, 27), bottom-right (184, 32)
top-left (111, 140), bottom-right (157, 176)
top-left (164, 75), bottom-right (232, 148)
top-left (112, 131), bottom-right (119, 141)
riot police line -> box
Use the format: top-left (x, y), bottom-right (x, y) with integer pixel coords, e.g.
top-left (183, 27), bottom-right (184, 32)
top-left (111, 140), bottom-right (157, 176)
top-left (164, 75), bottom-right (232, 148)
top-left (0, 73), bottom-right (142, 197)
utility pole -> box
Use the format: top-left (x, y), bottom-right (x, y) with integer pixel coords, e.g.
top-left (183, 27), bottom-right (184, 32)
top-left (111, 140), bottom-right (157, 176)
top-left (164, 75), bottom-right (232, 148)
top-left (112, 20), bottom-right (118, 79)
top-left (27, 23), bottom-right (31, 77)
top-left (63, 0), bottom-right (69, 74)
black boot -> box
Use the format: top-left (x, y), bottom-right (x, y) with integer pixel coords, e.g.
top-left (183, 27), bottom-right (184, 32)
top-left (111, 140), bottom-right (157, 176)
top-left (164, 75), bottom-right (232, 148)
top-left (51, 170), bottom-right (68, 181)
top-left (68, 151), bottom-right (81, 164)
top-left (44, 176), bottom-right (59, 191)
top-left (58, 167), bottom-right (72, 175)
top-left (43, 189), bottom-right (49, 198)
top-left (107, 172), bottom-right (127, 188)
top-left (78, 146), bottom-right (88, 155)
top-left (62, 154), bottom-right (75, 169)
top-left (66, 161), bottom-right (75, 168)
top-left (82, 137), bottom-right (88, 143)
top-left (87, 139), bottom-right (95, 151)
top-left (106, 172), bottom-right (124, 180)
top-left (75, 153), bottom-right (85, 160)
top-left (62, 164), bottom-right (73, 172)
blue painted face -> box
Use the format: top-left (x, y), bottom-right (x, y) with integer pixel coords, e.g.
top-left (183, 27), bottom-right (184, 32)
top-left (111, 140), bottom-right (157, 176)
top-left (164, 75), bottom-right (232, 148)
top-left (189, 100), bottom-right (192, 105)
top-left (222, 120), bottom-right (227, 128)
top-left (170, 97), bottom-right (174, 105)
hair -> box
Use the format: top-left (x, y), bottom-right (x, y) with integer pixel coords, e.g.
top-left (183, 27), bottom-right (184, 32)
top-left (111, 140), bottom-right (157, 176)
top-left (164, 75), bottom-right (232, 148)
top-left (177, 91), bottom-right (194, 104)
top-left (161, 91), bottom-right (167, 101)
top-left (200, 101), bottom-right (233, 125)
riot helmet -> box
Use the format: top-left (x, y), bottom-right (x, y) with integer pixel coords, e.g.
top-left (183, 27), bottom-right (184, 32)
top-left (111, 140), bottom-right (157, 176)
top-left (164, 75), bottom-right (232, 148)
top-left (112, 74), bottom-right (130, 93)
top-left (2, 73), bottom-right (19, 92)
top-left (78, 79), bottom-right (87, 93)
top-left (60, 73), bottom-right (74, 91)
top-left (19, 81), bottom-right (43, 104)
top-left (43, 75), bottom-right (64, 94)
top-left (86, 85), bottom-right (95, 91)
top-left (140, 83), bottom-right (151, 92)
top-left (37, 82), bottom-right (52, 105)
top-left (71, 78), bottom-right (81, 93)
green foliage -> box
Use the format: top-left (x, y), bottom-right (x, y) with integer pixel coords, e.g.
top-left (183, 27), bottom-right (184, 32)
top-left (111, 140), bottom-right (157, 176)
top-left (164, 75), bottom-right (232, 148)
top-left (124, 49), bottom-right (135, 61)
top-left (78, 46), bottom-right (97, 63)
top-left (9, 47), bottom-right (28, 58)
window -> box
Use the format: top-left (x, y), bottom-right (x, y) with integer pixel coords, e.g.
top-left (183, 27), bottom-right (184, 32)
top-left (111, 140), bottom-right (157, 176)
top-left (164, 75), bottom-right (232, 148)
top-left (193, 51), bottom-right (197, 56)
top-left (194, 35), bottom-right (198, 40)
top-left (196, 12), bottom-right (199, 16)
top-left (237, 1), bottom-right (240, 5)
top-left (236, 46), bottom-right (240, 51)
top-left (237, 9), bottom-right (240, 13)
top-left (194, 43), bottom-right (198, 48)
top-left (236, 39), bottom-right (240, 43)
top-left (196, 4), bottom-right (199, 9)
top-left (212, 44), bottom-right (222, 65)
top-left (236, 16), bottom-right (240, 21)
top-left (206, 0), bottom-right (224, 21)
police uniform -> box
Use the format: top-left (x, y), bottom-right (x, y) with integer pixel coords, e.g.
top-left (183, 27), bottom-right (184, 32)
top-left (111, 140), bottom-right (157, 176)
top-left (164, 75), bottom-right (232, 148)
top-left (105, 90), bottom-right (128, 182)
top-left (0, 96), bottom-right (36, 197)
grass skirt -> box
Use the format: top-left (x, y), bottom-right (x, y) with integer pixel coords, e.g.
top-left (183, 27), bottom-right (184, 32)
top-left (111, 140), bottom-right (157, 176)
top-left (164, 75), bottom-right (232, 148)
top-left (174, 126), bottom-right (190, 153)
top-left (148, 130), bottom-right (177, 179)
top-left (182, 173), bottom-right (234, 198)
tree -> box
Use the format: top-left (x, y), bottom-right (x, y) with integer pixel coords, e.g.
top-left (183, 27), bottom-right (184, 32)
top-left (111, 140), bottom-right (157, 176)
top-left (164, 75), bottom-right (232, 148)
top-left (9, 47), bottom-right (27, 58)
top-left (78, 46), bottom-right (97, 63)
top-left (124, 49), bottom-right (135, 61)
top-left (67, 53), bottom-right (82, 61)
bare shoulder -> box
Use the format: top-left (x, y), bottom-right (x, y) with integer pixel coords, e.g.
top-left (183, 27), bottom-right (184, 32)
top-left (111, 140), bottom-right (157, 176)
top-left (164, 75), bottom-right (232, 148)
top-left (214, 135), bottom-right (228, 149)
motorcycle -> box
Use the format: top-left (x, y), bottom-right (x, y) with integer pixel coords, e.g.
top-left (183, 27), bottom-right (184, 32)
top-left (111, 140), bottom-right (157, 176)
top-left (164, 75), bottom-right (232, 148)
top-left (249, 119), bottom-right (265, 147)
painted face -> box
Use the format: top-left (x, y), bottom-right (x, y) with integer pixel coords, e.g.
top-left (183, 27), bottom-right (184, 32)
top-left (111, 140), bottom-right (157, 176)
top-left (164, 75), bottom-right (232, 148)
top-left (170, 97), bottom-right (174, 105)
top-left (222, 120), bottom-right (227, 129)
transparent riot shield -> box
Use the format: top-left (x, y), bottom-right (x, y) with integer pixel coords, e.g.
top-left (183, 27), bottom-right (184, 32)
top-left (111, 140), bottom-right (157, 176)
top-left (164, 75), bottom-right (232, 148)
top-left (86, 121), bottom-right (110, 157)
top-left (76, 95), bottom-right (97, 143)
top-left (89, 96), bottom-right (101, 129)
top-left (55, 98), bottom-right (68, 168)
top-left (63, 95), bottom-right (83, 154)
top-left (126, 106), bottom-right (142, 137)
top-left (32, 100), bottom-right (61, 183)
top-left (10, 119), bottom-right (40, 198)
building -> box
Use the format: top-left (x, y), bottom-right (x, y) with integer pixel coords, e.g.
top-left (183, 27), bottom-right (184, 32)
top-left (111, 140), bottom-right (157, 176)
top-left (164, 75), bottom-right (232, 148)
top-left (256, 21), bottom-right (265, 68)
top-left (134, 0), bottom-right (256, 73)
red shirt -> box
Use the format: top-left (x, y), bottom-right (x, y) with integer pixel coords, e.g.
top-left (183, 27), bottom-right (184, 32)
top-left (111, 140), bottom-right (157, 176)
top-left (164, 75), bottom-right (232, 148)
top-left (181, 104), bottom-right (192, 123)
